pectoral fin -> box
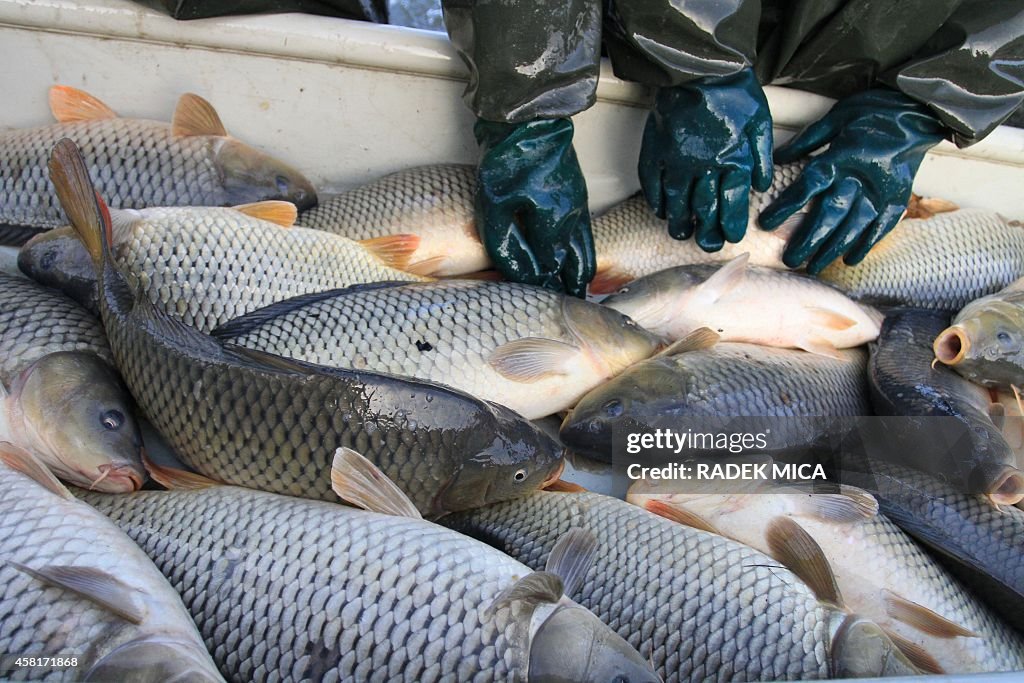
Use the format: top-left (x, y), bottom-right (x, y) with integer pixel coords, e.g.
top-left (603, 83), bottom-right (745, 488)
top-left (884, 591), bottom-right (979, 638)
top-left (488, 338), bottom-right (579, 382)
top-left (487, 571), bottom-right (564, 616)
top-left (765, 516), bottom-right (842, 608)
top-left (9, 563), bottom-right (145, 624)
top-left (544, 528), bottom-right (598, 598)
top-left (330, 447), bottom-right (422, 519)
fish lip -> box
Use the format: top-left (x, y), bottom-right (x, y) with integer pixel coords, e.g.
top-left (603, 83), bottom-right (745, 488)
top-left (90, 463), bottom-right (144, 492)
top-left (933, 326), bottom-right (969, 365)
top-left (541, 459), bottom-right (566, 489)
top-left (987, 467), bottom-right (1024, 506)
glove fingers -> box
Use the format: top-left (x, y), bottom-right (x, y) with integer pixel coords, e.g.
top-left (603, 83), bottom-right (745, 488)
top-left (844, 204), bottom-right (905, 266)
top-left (563, 216), bottom-right (596, 298)
top-left (694, 174), bottom-right (724, 251)
top-left (774, 117), bottom-right (841, 165)
top-left (720, 169), bottom-right (751, 243)
top-left (805, 195), bottom-right (878, 275)
top-left (750, 118), bottom-right (774, 192)
top-left (782, 175), bottom-right (860, 269)
top-left (479, 204), bottom-right (545, 283)
top-left (759, 161), bottom-right (834, 231)
top-left (665, 178), bottom-right (695, 241)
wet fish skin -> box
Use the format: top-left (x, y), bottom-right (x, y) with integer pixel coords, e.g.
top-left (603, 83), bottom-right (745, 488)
top-left (602, 256), bottom-right (881, 353)
top-left (19, 207), bottom-right (429, 334)
top-left (818, 210), bottom-right (1024, 310)
top-left (0, 448), bottom-right (223, 682)
top-left (0, 272), bottom-right (143, 492)
top-left (560, 343), bottom-right (869, 461)
top-left (934, 279), bottom-right (1024, 389)
top-left (1, 87), bottom-right (316, 244)
top-left (297, 164), bottom-right (486, 276)
top-left (867, 308), bottom-right (1024, 504)
top-left (587, 163), bottom-right (805, 292)
top-left (212, 279), bottom-right (664, 419)
top-left (50, 139), bottom-right (562, 515)
top-left (443, 490), bottom-right (895, 681)
top-left (79, 484), bottom-right (657, 683)
top-left (841, 461), bottom-right (1024, 634)
top-left (18, 227), bottom-right (102, 314)
top-left (627, 485), bottom-right (1024, 674)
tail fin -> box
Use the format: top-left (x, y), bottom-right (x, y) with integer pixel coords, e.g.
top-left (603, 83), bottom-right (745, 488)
top-left (47, 138), bottom-right (111, 266)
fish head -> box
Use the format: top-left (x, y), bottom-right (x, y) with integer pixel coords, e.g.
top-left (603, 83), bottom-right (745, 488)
top-left (13, 352), bottom-right (144, 492)
top-left (434, 402), bottom-right (564, 513)
top-left (214, 138), bottom-right (318, 210)
top-left (528, 603), bottom-right (660, 682)
top-left (600, 267), bottom-right (706, 339)
top-left (830, 614), bottom-right (922, 678)
top-left (18, 227), bottom-right (99, 313)
top-left (561, 297), bottom-right (664, 378)
top-left (933, 302), bottom-right (1024, 385)
top-left (85, 635), bottom-right (224, 683)
top-left (560, 359), bottom-right (685, 461)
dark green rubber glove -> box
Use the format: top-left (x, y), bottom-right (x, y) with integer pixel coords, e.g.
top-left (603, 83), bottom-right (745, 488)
top-left (760, 89), bottom-right (947, 275)
top-left (474, 118), bottom-right (595, 298)
top-left (638, 68), bottom-right (773, 251)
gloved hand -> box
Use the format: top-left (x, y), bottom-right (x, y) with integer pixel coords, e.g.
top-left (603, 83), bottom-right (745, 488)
top-left (760, 89), bottom-right (947, 274)
top-left (638, 67), bottom-right (773, 251)
top-left (474, 118), bottom-right (595, 298)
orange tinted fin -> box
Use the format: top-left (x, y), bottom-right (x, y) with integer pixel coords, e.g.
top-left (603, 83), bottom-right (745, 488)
top-left (142, 450), bottom-right (219, 490)
top-left (359, 234), bottom-right (421, 271)
top-left (405, 256), bottom-right (447, 277)
top-left (588, 265), bottom-right (634, 295)
top-left (49, 85), bottom-right (117, 122)
top-left (48, 139), bottom-right (112, 264)
top-left (543, 479), bottom-right (587, 493)
top-left (172, 93), bottom-right (228, 137)
top-left (644, 500), bottom-right (720, 535)
top-left (0, 441), bottom-right (74, 500)
top-left (233, 201), bottom-right (297, 228)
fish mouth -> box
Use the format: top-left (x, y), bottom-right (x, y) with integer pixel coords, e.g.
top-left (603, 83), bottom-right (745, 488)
top-left (987, 466), bottom-right (1024, 506)
top-left (88, 463), bottom-right (144, 493)
top-left (541, 459), bottom-right (566, 489)
top-left (933, 327), bottom-right (969, 365)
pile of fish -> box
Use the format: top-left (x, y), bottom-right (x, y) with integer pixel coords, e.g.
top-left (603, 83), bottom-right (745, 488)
top-left (2, 84), bottom-right (1024, 681)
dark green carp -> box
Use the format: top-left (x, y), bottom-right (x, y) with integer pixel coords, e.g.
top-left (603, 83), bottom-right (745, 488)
top-left (49, 138), bottom-right (562, 517)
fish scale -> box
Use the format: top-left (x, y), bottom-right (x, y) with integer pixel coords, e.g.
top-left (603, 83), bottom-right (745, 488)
top-left (0, 272), bottom-right (111, 381)
top-left (109, 206), bottom-right (426, 333)
top-left (631, 489), bottom-right (1024, 673)
top-left (0, 459), bottom-right (222, 681)
top-left (2, 118), bottom-right (220, 234)
top-left (443, 491), bottom-right (834, 682)
top-left (212, 279), bottom-right (663, 419)
top-left (297, 164), bottom-right (483, 276)
top-left (80, 485), bottom-right (581, 683)
top-left (819, 209), bottom-right (1024, 310)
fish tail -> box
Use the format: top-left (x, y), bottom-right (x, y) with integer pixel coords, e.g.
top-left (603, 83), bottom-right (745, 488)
top-left (47, 138), bottom-right (112, 267)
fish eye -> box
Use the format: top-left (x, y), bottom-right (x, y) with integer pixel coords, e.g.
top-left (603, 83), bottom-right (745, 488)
top-left (604, 399), bottom-right (623, 417)
top-left (100, 409), bottom-right (124, 431)
top-left (275, 175), bottom-right (290, 194)
top-left (998, 331), bottom-right (1013, 345)
top-left (618, 287), bottom-right (630, 294)
top-left (513, 468), bottom-right (527, 482)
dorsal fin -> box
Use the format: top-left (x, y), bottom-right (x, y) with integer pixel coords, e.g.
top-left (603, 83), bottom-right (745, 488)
top-left (765, 516), bottom-right (843, 607)
top-left (0, 441), bottom-right (74, 500)
top-left (330, 447), bottom-right (421, 519)
top-left (142, 450), bottom-right (217, 491)
top-left (209, 283), bottom-right (409, 341)
top-left (233, 201), bottom-right (297, 228)
top-left (9, 562), bottom-right (145, 624)
top-left (49, 85), bottom-right (117, 122)
top-left (172, 93), bottom-right (227, 137)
